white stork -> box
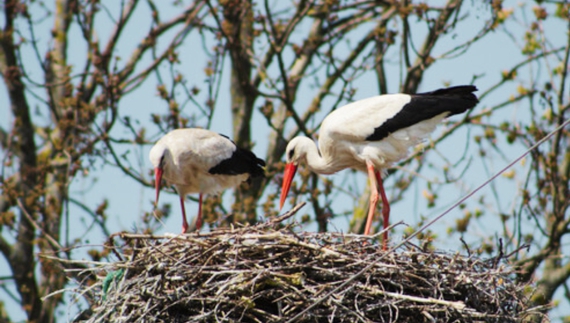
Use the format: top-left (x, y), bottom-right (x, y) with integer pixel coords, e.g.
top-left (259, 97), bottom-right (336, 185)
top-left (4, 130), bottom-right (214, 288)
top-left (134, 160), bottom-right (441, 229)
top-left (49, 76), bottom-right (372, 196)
top-left (150, 128), bottom-right (265, 233)
top-left (279, 85), bottom-right (479, 249)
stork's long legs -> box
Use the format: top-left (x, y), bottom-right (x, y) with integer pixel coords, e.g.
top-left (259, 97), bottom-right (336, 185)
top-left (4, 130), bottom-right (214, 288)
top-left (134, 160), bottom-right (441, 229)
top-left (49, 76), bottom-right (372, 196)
top-left (375, 170), bottom-right (390, 250)
top-left (363, 160), bottom-right (390, 250)
top-left (364, 161), bottom-right (379, 236)
top-left (180, 196), bottom-right (189, 234)
top-left (197, 193), bottom-right (203, 231)
top-left (179, 194), bottom-right (203, 234)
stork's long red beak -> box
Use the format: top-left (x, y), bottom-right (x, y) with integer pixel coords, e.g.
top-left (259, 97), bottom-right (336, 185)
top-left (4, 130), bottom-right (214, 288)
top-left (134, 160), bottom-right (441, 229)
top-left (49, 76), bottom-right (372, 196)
top-left (279, 163), bottom-right (298, 210)
top-left (154, 167), bottom-right (163, 206)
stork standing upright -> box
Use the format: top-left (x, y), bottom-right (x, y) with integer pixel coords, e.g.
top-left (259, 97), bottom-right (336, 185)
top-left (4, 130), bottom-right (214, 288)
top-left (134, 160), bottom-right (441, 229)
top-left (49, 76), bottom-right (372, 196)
top-left (279, 85), bottom-right (479, 248)
top-left (150, 128), bottom-right (265, 233)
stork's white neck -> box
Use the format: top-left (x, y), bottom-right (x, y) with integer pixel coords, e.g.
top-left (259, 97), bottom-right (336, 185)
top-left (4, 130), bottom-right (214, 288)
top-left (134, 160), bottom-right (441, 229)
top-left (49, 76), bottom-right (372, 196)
top-left (289, 136), bottom-right (341, 175)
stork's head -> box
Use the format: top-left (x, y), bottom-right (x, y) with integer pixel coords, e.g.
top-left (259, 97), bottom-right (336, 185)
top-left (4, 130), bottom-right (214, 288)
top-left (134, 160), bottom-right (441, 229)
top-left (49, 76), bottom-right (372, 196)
top-left (149, 143), bottom-right (168, 206)
top-left (280, 137), bottom-right (312, 210)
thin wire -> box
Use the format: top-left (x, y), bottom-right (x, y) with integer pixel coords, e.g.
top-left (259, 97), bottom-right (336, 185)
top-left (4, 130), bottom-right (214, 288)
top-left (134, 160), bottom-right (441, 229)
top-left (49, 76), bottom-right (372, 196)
top-left (284, 117), bottom-right (570, 323)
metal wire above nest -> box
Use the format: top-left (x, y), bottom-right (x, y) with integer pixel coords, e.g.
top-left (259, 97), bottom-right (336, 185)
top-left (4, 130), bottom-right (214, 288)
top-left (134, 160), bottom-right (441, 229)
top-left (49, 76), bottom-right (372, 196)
top-left (73, 204), bottom-right (545, 323)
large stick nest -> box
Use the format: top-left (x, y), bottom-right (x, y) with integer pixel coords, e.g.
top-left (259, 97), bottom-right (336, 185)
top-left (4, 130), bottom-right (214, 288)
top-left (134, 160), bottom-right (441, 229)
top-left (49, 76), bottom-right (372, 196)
top-left (74, 205), bottom-right (544, 323)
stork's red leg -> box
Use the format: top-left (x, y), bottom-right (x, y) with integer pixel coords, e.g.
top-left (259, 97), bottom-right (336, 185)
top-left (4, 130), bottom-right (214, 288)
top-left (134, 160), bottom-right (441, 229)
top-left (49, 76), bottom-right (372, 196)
top-left (364, 160), bottom-right (379, 237)
top-left (196, 193), bottom-right (203, 231)
top-left (180, 196), bottom-right (189, 234)
top-left (375, 170), bottom-right (390, 250)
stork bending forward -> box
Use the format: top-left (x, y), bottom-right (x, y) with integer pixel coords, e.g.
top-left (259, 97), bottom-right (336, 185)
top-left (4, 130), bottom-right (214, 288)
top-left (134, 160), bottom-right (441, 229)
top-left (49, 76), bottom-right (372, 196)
top-left (150, 128), bottom-right (265, 233)
top-left (280, 86), bottom-right (479, 249)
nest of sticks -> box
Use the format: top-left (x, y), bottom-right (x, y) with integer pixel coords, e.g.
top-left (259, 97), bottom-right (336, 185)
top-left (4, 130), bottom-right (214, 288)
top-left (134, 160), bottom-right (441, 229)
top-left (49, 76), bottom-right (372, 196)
top-left (74, 203), bottom-right (544, 323)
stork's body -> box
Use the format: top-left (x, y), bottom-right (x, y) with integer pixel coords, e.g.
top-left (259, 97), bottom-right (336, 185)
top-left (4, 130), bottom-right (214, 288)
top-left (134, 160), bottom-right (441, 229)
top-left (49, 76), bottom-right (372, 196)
top-left (280, 86), bottom-right (479, 249)
top-left (150, 128), bottom-right (265, 233)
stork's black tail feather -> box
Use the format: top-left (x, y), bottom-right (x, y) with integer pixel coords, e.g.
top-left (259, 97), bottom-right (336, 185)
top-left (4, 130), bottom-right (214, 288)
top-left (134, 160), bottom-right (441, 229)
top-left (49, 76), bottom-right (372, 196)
top-left (416, 85), bottom-right (479, 116)
top-left (239, 148), bottom-right (266, 178)
top-left (421, 85), bottom-right (478, 97)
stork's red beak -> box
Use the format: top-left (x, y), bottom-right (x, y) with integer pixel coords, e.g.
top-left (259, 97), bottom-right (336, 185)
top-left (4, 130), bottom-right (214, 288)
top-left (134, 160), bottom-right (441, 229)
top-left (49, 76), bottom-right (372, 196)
top-left (279, 163), bottom-right (298, 210)
top-left (154, 167), bottom-right (163, 206)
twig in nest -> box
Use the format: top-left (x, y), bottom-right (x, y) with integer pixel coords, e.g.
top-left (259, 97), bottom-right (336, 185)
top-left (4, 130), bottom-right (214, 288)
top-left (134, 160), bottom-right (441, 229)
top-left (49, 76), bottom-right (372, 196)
top-left (269, 202), bottom-right (306, 225)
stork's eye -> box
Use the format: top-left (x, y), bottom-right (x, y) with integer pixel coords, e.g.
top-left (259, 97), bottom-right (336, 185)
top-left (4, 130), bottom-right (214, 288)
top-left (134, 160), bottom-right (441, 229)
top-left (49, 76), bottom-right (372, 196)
top-left (288, 148), bottom-right (295, 161)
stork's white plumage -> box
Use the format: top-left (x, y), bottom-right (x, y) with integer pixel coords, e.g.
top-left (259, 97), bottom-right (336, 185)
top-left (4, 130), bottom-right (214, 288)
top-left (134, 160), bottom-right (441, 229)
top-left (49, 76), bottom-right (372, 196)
top-left (279, 86), bottom-right (479, 249)
top-left (150, 128), bottom-right (265, 233)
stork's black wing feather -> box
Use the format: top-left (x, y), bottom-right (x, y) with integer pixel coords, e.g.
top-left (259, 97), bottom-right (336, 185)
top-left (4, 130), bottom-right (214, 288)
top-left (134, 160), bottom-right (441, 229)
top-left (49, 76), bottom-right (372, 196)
top-left (366, 85), bottom-right (478, 141)
top-left (208, 143), bottom-right (266, 177)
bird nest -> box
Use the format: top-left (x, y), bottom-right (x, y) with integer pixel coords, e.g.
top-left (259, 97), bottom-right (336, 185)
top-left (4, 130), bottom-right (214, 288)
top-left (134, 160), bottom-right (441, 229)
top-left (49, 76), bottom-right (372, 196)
top-left (73, 204), bottom-right (544, 323)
